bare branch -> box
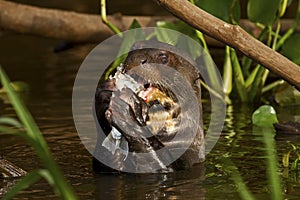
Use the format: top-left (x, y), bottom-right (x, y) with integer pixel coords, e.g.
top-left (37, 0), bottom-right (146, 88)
top-left (154, 0), bottom-right (300, 90)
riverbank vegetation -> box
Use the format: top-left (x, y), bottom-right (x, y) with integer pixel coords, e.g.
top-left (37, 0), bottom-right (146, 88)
top-left (0, 66), bottom-right (78, 199)
top-left (0, 0), bottom-right (299, 199)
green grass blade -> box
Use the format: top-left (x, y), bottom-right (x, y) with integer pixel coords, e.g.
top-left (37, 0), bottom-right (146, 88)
top-left (199, 80), bottom-right (226, 102)
top-left (0, 67), bottom-right (43, 143)
top-left (245, 64), bottom-right (260, 88)
top-left (248, 65), bottom-right (265, 102)
top-left (0, 125), bottom-right (24, 136)
top-left (0, 117), bottom-right (22, 128)
top-left (2, 170), bottom-right (42, 200)
top-left (195, 30), bottom-right (209, 52)
top-left (262, 80), bottom-right (285, 94)
top-left (155, 21), bottom-right (179, 46)
top-left (201, 51), bottom-right (224, 96)
top-left (230, 48), bottom-right (247, 102)
top-left (102, 20), bottom-right (145, 80)
top-left (0, 66), bottom-right (78, 200)
top-left (223, 46), bottom-right (232, 96)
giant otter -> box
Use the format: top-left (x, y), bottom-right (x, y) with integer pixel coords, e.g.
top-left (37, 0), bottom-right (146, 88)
top-left (93, 40), bottom-right (204, 173)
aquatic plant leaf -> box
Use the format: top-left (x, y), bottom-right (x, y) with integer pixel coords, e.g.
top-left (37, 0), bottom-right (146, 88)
top-left (282, 151), bottom-right (291, 168)
top-left (245, 65), bottom-right (260, 88)
top-left (119, 19), bottom-right (145, 55)
top-left (248, 65), bottom-right (265, 103)
top-left (155, 21), bottom-right (179, 45)
top-left (0, 117), bottom-right (22, 128)
top-left (252, 105), bottom-right (278, 127)
top-left (291, 158), bottom-right (299, 170)
top-left (247, 0), bottom-right (280, 26)
top-left (156, 21), bottom-right (204, 59)
top-left (223, 46), bottom-right (232, 95)
top-left (102, 20), bottom-right (146, 80)
top-left (282, 34), bottom-right (300, 65)
top-left (129, 19), bottom-right (142, 29)
top-left (230, 48), bottom-right (247, 102)
top-left (195, 0), bottom-right (240, 23)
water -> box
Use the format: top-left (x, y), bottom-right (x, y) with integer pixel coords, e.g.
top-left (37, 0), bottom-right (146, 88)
top-left (1, 2), bottom-right (300, 199)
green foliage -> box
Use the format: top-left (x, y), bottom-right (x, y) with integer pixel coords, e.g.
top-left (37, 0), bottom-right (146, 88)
top-left (0, 81), bottom-right (29, 93)
top-left (0, 117), bottom-right (22, 128)
top-left (103, 0), bottom-right (300, 104)
top-left (0, 66), bottom-right (78, 200)
top-left (156, 20), bottom-right (202, 57)
top-left (196, 0), bottom-right (240, 23)
top-left (222, 0), bottom-right (299, 103)
top-left (252, 105), bottom-right (278, 127)
top-left (222, 117), bottom-right (284, 200)
top-left (247, 0), bottom-right (280, 26)
top-left (282, 34), bottom-right (300, 64)
top-left (223, 46), bottom-right (233, 96)
top-left (156, 20), bottom-right (225, 99)
top-left (102, 19), bottom-right (145, 81)
top-left (282, 143), bottom-right (300, 171)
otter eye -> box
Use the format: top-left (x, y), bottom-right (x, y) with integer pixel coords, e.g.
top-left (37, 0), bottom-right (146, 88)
top-left (158, 52), bottom-right (169, 64)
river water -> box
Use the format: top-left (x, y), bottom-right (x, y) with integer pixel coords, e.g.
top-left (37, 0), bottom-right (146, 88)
top-left (1, 1), bottom-right (300, 199)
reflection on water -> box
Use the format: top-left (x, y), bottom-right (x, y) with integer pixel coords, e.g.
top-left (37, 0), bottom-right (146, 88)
top-left (94, 164), bottom-right (205, 199)
top-left (0, 33), bottom-right (300, 199)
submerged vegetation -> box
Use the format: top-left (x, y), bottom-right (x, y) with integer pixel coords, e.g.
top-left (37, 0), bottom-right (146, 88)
top-left (101, 0), bottom-right (300, 199)
top-left (102, 0), bottom-right (300, 200)
top-left (0, 0), bottom-right (299, 199)
top-left (102, 0), bottom-right (300, 104)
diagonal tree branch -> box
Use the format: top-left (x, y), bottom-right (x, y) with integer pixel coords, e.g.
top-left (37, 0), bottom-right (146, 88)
top-left (154, 0), bottom-right (300, 90)
top-left (0, 0), bottom-right (299, 90)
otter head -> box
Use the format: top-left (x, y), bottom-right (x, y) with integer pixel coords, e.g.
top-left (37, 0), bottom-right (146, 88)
top-left (123, 40), bottom-right (201, 98)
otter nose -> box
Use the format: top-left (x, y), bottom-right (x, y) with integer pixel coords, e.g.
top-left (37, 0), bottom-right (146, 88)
top-left (141, 58), bottom-right (147, 64)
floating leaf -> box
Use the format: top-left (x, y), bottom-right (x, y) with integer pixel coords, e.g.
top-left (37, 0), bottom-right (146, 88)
top-left (252, 105), bottom-right (278, 127)
top-left (282, 34), bottom-right (300, 65)
top-left (247, 0), bottom-right (280, 26)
